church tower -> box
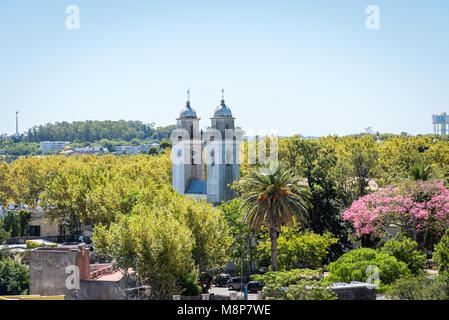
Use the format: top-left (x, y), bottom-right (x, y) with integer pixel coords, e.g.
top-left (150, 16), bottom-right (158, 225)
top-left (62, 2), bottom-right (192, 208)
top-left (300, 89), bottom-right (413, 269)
top-left (172, 92), bottom-right (205, 195)
top-left (206, 90), bottom-right (239, 204)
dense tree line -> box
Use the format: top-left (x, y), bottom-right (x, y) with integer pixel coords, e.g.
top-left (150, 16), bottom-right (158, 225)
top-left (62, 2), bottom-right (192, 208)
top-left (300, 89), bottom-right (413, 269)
top-left (2, 134), bottom-right (449, 299)
top-left (23, 120), bottom-right (175, 143)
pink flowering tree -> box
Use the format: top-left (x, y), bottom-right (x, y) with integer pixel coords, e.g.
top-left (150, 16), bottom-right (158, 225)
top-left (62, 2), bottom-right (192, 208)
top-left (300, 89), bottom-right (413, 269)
top-left (343, 180), bottom-right (449, 250)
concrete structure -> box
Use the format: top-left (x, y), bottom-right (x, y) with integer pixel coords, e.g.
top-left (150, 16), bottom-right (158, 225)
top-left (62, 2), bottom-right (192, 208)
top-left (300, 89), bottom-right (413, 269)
top-left (40, 141), bottom-right (70, 154)
top-left (172, 90), bottom-right (240, 204)
top-left (30, 244), bottom-right (128, 300)
top-left (330, 282), bottom-right (377, 300)
top-left (432, 112), bottom-right (449, 135)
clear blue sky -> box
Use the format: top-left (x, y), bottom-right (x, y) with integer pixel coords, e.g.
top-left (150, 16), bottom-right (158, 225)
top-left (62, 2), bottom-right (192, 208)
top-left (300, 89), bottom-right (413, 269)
top-left (0, 1), bottom-right (448, 137)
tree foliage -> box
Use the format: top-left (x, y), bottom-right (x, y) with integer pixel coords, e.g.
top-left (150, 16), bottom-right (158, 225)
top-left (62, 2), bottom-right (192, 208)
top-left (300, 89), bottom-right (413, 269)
top-left (0, 258), bottom-right (29, 295)
top-left (327, 247), bottom-right (410, 292)
top-left (92, 184), bottom-right (231, 298)
top-left (343, 180), bottom-right (449, 250)
top-left (23, 120), bottom-right (175, 143)
top-left (256, 227), bottom-right (338, 270)
top-left (239, 162), bottom-right (312, 271)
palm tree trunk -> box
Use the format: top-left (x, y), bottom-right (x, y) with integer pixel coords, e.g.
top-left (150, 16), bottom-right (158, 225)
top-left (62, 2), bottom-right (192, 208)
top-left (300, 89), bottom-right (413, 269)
top-left (270, 227), bottom-right (278, 271)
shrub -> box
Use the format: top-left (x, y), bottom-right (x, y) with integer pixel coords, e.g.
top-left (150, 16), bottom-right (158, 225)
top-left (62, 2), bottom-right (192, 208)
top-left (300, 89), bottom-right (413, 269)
top-left (387, 275), bottom-right (449, 300)
top-left (25, 240), bottom-right (57, 249)
top-left (283, 280), bottom-right (337, 300)
top-left (380, 237), bottom-right (426, 275)
top-left (0, 258), bottom-right (29, 295)
top-left (433, 229), bottom-right (449, 274)
top-left (251, 269), bottom-right (335, 300)
top-left (180, 272), bottom-right (202, 296)
top-left (327, 248), bottom-right (410, 292)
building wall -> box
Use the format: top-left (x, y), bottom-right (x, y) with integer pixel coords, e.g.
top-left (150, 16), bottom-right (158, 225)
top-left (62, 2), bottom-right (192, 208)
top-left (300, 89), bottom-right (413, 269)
top-left (30, 247), bottom-right (126, 300)
top-left (29, 248), bottom-right (79, 299)
top-left (78, 280), bottom-right (126, 300)
top-left (207, 117), bottom-right (239, 204)
top-left (172, 118), bottom-right (204, 194)
top-left (29, 211), bottom-right (60, 237)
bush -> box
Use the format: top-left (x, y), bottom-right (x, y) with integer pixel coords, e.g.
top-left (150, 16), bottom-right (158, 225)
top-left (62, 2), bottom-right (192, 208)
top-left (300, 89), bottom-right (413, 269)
top-left (0, 258), bottom-right (29, 295)
top-left (283, 280), bottom-right (337, 300)
top-left (25, 240), bottom-right (57, 249)
top-left (433, 229), bottom-right (449, 274)
top-left (180, 272), bottom-right (202, 296)
top-left (380, 237), bottom-right (426, 275)
top-left (387, 275), bottom-right (449, 300)
top-left (250, 269), bottom-right (336, 300)
top-left (327, 248), bottom-right (410, 292)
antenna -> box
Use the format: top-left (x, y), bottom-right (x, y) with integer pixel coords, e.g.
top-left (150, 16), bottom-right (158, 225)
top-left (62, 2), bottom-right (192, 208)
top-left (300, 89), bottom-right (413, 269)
top-left (187, 87), bottom-right (190, 102)
top-left (221, 88), bottom-right (225, 100)
top-left (15, 111), bottom-right (19, 135)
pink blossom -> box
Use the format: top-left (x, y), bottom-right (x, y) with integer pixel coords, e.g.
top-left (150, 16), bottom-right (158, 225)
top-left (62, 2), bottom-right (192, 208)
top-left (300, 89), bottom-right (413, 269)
top-left (343, 180), bottom-right (449, 237)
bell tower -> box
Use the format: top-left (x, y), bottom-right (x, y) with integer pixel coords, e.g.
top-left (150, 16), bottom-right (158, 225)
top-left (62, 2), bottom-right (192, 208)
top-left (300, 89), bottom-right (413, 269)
top-left (172, 91), bottom-right (204, 195)
top-left (206, 90), bottom-right (239, 204)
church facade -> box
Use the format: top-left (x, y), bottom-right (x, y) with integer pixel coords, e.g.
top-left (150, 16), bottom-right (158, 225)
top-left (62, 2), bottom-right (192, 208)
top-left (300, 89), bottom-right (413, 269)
top-left (171, 92), bottom-right (240, 204)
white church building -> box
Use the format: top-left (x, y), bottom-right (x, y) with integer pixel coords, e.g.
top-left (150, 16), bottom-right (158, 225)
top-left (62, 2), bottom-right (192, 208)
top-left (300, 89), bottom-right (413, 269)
top-left (171, 91), bottom-right (241, 204)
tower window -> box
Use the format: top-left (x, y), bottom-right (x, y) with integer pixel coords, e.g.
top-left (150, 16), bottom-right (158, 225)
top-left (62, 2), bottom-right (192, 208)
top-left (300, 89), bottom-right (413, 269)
top-left (178, 136), bottom-right (182, 141)
top-left (210, 136), bottom-right (215, 141)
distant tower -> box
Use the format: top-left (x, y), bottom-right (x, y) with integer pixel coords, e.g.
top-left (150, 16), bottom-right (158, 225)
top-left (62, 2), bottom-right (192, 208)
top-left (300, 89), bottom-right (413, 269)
top-left (172, 90), bottom-right (205, 195)
top-left (15, 111), bottom-right (19, 134)
top-left (432, 112), bottom-right (449, 135)
top-left (206, 89), bottom-right (239, 203)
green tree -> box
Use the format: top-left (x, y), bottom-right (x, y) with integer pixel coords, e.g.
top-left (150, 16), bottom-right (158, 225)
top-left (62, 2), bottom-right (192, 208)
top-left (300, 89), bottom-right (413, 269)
top-left (0, 218), bottom-right (9, 244)
top-left (239, 162), bottom-right (311, 271)
top-left (0, 258), bottom-right (29, 295)
top-left (92, 184), bottom-right (231, 297)
top-left (380, 237), bottom-right (426, 276)
top-left (219, 198), bottom-right (260, 274)
top-left (434, 229), bottom-right (449, 275)
top-left (148, 147), bottom-right (159, 156)
top-left (93, 211), bottom-right (194, 300)
top-left (256, 227), bottom-right (338, 270)
top-left (279, 136), bottom-right (351, 259)
top-left (327, 247), bottom-right (410, 292)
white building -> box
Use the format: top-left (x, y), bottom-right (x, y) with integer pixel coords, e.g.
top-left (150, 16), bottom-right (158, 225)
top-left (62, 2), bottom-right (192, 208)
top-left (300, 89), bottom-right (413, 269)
top-left (115, 144), bottom-right (152, 155)
top-left (0, 134), bottom-right (7, 140)
top-left (172, 92), bottom-right (240, 204)
top-left (40, 141), bottom-right (70, 154)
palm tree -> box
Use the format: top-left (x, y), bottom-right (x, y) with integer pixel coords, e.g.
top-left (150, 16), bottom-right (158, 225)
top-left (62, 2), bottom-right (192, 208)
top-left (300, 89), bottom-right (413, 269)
top-left (409, 164), bottom-right (431, 181)
top-left (240, 162), bottom-right (311, 271)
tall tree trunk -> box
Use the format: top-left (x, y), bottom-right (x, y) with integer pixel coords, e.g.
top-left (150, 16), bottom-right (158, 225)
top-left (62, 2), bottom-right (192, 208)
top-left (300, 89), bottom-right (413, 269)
top-left (270, 227), bottom-right (278, 271)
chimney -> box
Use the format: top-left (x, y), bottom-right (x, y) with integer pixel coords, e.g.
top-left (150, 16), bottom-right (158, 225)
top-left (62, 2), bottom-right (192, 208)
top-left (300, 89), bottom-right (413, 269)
top-left (76, 243), bottom-right (90, 280)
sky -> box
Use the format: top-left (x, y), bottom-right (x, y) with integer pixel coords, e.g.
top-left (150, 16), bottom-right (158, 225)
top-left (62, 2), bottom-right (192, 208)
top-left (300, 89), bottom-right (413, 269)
top-left (0, 0), bottom-right (448, 137)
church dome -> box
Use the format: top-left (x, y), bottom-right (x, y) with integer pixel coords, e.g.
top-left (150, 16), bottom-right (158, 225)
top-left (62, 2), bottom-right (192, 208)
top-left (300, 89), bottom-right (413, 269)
top-left (213, 99), bottom-right (232, 118)
top-left (179, 101), bottom-right (197, 118)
